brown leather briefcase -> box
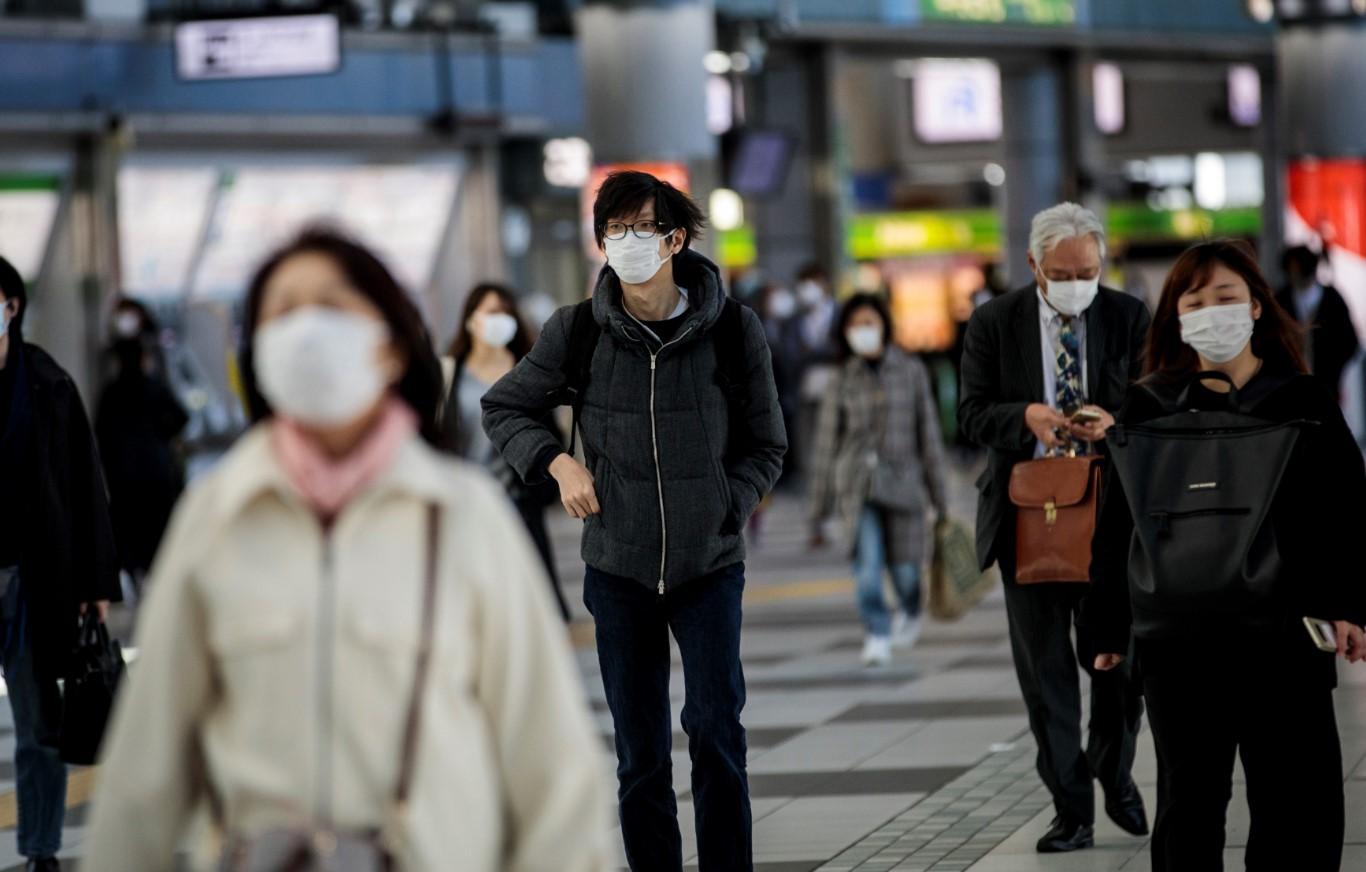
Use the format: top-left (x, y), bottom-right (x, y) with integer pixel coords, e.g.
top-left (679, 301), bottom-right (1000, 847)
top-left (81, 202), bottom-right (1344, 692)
top-left (1008, 455), bottom-right (1104, 584)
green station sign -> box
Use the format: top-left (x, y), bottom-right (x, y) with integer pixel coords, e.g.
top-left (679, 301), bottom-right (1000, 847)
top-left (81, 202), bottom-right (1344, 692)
top-left (921, 0), bottom-right (1077, 26)
top-left (848, 204), bottom-right (1263, 261)
top-left (718, 226), bottom-right (757, 269)
top-left (848, 209), bottom-right (1002, 260)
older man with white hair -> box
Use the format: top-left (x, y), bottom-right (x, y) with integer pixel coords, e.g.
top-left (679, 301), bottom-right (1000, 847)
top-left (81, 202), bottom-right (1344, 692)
top-left (958, 202), bottom-right (1150, 854)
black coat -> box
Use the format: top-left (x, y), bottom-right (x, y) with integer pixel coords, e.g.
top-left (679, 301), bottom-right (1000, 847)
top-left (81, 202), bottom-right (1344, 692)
top-left (95, 369), bottom-right (188, 573)
top-left (957, 285), bottom-right (1151, 573)
top-left (17, 344), bottom-right (121, 681)
top-left (1082, 367), bottom-right (1366, 686)
top-left (1275, 284), bottom-right (1360, 397)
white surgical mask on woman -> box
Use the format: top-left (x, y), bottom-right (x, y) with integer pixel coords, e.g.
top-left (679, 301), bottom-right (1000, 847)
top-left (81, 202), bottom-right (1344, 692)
top-left (846, 325), bottom-right (884, 358)
top-left (797, 280), bottom-right (825, 308)
top-left (114, 311), bottom-right (142, 339)
top-left (1179, 303), bottom-right (1255, 364)
top-left (476, 312), bottom-right (518, 349)
top-left (254, 306), bottom-right (390, 427)
top-left (767, 289), bottom-right (797, 320)
top-left (605, 232), bottom-right (672, 285)
top-left (1043, 278), bottom-right (1100, 317)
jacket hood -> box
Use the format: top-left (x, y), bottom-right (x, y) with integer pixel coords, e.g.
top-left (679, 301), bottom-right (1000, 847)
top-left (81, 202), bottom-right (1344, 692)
top-left (592, 249), bottom-right (727, 342)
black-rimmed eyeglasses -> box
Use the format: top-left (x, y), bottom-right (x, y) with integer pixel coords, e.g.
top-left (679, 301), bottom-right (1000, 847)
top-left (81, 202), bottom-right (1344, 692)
top-left (601, 220), bottom-right (671, 241)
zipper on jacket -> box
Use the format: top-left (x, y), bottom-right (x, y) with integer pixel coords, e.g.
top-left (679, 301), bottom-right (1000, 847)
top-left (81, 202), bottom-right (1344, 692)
top-left (632, 322), bottom-right (695, 597)
top-left (316, 536), bottom-right (338, 824)
top-left (1150, 507), bottom-right (1249, 536)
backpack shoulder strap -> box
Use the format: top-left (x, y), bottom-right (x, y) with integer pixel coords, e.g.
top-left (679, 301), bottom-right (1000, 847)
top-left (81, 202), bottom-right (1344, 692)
top-left (713, 297), bottom-right (749, 400)
top-left (560, 299), bottom-right (601, 457)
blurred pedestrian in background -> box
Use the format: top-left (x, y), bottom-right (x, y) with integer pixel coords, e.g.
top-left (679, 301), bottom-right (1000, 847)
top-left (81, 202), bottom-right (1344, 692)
top-left (85, 230), bottom-right (610, 872)
top-left (443, 283), bottom-right (570, 620)
top-left (808, 293), bottom-right (947, 668)
top-left (1089, 240), bottom-right (1366, 872)
top-left (792, 263), bottom-right (839, 482)
top-left (759, 282), bottom-right (803, 490)
top-left (0, 254), bottom-right (120, 872)
top-left (483, 171), bottom-right (786, 872)
top-left (958, 203), bottom-right (1149, 854)
top-left (1277, 244), bottom-right (1360, 400)
top-left (95, 297), bottom-right (188, 600)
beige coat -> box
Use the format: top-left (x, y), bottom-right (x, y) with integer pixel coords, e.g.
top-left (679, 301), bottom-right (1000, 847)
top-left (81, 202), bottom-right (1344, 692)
top-left (84, 427), bottom-right (612, 871)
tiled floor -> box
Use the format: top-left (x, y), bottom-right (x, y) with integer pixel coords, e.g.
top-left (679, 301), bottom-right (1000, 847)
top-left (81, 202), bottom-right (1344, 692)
top-left (558, 469), bottom-right (1366, 872)
top-left (2, 463), bottom-right (1364, 870)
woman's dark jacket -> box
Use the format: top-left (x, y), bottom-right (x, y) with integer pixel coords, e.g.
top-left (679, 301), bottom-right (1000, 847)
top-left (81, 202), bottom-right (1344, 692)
top-left (1083, 365), bottom-right (1366, 686)
top-left (95, 359), bottom-right (189, 574)
top-left (11, 343), bottom-right (121, 681)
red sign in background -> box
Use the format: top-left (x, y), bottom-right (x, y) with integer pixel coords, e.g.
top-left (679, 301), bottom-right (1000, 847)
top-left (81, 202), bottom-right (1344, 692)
top-left (1288, 159), bottom-right (1366, 260)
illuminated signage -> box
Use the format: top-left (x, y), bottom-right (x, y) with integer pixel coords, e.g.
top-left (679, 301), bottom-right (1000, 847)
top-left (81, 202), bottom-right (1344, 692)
top-left (912, 60), bottom-right (1003, 144)
top-left (175, 14), bottom-right (341, 81)
top-left (921, 0), bottom-right (1076, 26)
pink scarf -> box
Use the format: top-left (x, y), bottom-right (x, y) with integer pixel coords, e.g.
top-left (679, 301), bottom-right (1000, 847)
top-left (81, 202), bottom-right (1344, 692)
top-left (270, 397), bottom-right (418, 519)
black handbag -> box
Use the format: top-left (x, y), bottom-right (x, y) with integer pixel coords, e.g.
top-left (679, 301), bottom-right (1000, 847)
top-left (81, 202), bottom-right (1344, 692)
top-left (218, 504), bottom-right (443, 872)
top-left (59, 611), bottom-right (126, 766)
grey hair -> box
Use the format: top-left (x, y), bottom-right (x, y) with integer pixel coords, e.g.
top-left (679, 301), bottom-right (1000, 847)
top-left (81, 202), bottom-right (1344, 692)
top-left (1029, 202), bottom-right (1107, 265)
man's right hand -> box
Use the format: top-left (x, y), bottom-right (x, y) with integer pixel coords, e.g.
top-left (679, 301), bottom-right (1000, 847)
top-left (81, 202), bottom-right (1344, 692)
top-left (549, 453), bottom-right (600, 519)
top-left (1025, 403), bottom-right (1071, 450)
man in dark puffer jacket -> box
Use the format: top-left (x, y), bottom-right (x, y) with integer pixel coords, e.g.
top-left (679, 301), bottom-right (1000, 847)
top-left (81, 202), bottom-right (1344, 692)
top-left (483, 171), bottom-right (785, 872)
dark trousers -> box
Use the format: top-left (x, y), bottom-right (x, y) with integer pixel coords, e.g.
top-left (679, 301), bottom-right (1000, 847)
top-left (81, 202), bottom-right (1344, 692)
top-left (0, 568), bottom-right (66, 859)
top-left (512, 495), bottom-right (570, 621)
top-left (1140, 639), bottom-right (1344, 872)
top-left (584, 563), bottom-right (751, 872)
top-left (1002, 578), bottom-right (1144, 825)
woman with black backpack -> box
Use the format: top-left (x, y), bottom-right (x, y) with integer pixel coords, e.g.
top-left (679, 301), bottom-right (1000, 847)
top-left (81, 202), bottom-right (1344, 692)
top-left (1085, 239), bottom-right (1366, 871)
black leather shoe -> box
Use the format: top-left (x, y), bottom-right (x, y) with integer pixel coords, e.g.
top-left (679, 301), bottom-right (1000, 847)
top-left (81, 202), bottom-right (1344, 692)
top-left (1105, 781), bottom-right (1150, 836)
top-left (1036, 817), bottom-right (1094, 853)
top-left (26, 859), bottom-right (61, 872)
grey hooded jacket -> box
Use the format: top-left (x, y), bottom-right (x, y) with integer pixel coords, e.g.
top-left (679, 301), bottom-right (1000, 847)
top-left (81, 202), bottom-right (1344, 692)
top-left (481, 249), bottom-right (787, 592)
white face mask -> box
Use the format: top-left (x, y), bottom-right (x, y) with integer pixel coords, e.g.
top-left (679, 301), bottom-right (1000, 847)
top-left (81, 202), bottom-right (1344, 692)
top-left (114, 311), bottom-right (142, 339)
top-left (254, 306), bottom-right (391, 427)
top-left (1179, 303), bottom-right (1255, 364)
top-left (475, 312), bottom-right (518, 349)
top-left (605, 231), bottom-right (672, 285)
top-left (0, 303), bottom-right (9, 339)
top-left (797, 280), bottom-right (825, 308)
top-left (846, 325), bottom-right (884, 358)
top-left (1042, 278), bottom-right (1100, 317)
top-left (767, 289), bottom-right (797, 320)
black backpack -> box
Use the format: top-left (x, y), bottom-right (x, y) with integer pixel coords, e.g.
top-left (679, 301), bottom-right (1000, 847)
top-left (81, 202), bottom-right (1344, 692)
top-left (557, 296), bottom-right (751, 458)
top-left (1106, 371), bottom-right (1314, 636)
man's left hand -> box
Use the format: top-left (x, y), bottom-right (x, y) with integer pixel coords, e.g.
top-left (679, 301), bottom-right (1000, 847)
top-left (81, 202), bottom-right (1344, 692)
top-left (79, 601), bottom-right (110, 623)
top-left (1069, 405), bottom-right (1115, 443)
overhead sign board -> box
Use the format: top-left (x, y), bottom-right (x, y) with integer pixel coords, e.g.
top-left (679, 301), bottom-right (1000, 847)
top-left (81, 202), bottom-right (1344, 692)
top-left (921, 0), bottom-right (1076, 25)
top-left (175, 14), bottom-right (341, 81)
top-left (912, 60), bottom-right (1003, 144)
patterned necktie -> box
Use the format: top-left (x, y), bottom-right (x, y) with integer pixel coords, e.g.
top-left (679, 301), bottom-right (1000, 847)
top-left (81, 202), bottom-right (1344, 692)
top-left (1055, 316), bottom-right (1085, 420)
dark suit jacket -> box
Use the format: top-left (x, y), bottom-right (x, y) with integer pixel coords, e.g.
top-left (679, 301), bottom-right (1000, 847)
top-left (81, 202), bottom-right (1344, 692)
top-left (1275, 284), bottom-right (1360, 398)
top-left (957, 285), bottom-right (1151, 574)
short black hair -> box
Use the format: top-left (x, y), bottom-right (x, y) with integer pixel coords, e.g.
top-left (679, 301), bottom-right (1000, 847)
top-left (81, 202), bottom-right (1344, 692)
top-left (834, 292), bottom-right (895, 361)
top-left (0, 255), bottom-right (26, 338)
top-left (1282, 244), bottom-right (1319, 277)
top-left (592, 171), bottom-right (706, 250)
top-left (797, 261), bottom-right (828, 283)
top-left (238, 227), bottom-right (446, 449)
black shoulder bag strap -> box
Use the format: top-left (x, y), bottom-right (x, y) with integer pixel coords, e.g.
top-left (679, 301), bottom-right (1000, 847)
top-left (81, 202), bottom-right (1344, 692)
top-left (394, 503), bottom-right (442, 812)
top-left (560, 299), bottom-right (601, 458)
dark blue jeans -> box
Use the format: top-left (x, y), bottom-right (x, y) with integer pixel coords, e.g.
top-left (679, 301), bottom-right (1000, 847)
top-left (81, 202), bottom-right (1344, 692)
top-left (0, 568), bottom-right (67, 860)
top-left (584, 562), bottom-right (752, 872)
